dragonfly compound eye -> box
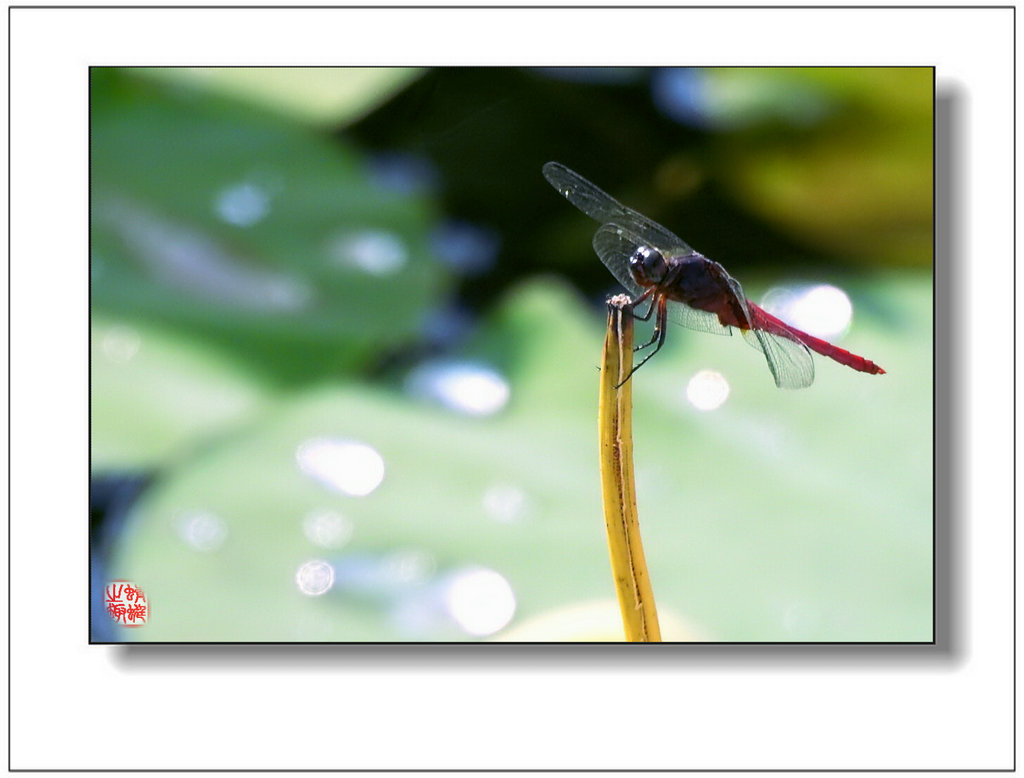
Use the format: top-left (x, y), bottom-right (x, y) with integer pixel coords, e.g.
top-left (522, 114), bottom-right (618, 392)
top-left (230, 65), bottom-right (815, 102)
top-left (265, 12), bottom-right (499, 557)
top-left (629, 245), bottom-right (668, 285)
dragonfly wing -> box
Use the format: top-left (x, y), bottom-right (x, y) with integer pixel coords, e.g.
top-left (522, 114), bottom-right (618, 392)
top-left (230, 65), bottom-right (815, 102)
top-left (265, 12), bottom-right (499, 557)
top-left (742, 329), bottom-right (815, 389)
top-left (543, 162), bottom-right (694, 255)
top-left (591, 223), bottom-right (644, 296)
top-left (710, 261), bottom-right (756, 329)
top-left (592, 224), bottom-right (732, 336)
top-left (665, 299), bottom-right (734, 336)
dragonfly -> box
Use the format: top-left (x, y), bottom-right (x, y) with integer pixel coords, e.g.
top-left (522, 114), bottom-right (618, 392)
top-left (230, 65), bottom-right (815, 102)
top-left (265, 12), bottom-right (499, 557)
top-left (542, 161), bottom-right (886, 389)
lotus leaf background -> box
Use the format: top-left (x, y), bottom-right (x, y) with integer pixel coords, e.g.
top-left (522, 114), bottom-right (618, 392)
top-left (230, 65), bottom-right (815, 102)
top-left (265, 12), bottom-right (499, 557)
top-left (90, 67), bottom-right (933, 642)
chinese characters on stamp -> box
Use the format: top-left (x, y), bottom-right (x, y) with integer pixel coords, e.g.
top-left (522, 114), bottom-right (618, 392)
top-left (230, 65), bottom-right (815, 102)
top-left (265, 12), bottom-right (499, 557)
top-left (105, 581), bottom-right (148, 627)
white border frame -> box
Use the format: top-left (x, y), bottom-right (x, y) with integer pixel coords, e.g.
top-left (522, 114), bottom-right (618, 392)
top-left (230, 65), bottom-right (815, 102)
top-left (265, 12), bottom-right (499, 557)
top-left (8, 6), bottom-right (1014, 770)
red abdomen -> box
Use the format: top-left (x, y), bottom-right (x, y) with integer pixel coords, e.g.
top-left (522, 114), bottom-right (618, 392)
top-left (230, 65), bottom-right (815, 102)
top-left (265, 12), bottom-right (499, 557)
top-left (748, 303), bottom-right (885, 376)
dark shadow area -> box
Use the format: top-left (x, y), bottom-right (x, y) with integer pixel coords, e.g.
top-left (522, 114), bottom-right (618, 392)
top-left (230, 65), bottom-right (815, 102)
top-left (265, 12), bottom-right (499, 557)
top-left (933, 89), bottom-right (966, 661)
top-left (106, 87), bottom-right (955, 665)
top-left (346, 67), bottom-right (841, 312)
top-left (115, 638), bottom-right (945, 673)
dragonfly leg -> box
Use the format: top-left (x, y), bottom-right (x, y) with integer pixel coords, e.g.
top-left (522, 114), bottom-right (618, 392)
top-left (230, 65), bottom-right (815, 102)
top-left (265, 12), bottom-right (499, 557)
top-left (632, 290), bottom-right (662, 353)
top-left (634, 327), bottom-right (660, 353)
top-left (631, 289), bottom-right (657, 322)
top-left (616, 295), bottom-right (668, 388)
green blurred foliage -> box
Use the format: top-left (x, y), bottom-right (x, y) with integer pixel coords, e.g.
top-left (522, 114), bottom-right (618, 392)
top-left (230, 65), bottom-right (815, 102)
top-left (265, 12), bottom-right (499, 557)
top-left (92, 67), bottom-right (933, 642)
top-left (136, 67), bottom-right (423, 125)
top-left (710, 68), bottom-right (933, 267)
top-left (110, 275), bottom-right (930, 642)
top-left (91, 316), bottom-right (269, 469)
top-left (91, 68), bottom-right (450, 386)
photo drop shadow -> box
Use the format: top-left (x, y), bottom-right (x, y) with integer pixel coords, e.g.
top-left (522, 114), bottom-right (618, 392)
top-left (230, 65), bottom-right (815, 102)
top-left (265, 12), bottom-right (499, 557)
top-left (113, 88), bottom-right (963, 674)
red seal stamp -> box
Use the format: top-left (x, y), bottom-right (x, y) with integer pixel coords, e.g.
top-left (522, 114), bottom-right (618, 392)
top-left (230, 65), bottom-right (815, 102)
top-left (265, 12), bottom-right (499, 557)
top-left (105, 581), bottom-right (148, 627)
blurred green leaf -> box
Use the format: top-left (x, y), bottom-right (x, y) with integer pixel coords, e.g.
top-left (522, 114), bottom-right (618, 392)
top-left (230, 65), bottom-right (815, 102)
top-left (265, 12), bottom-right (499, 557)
top-left (109, 273), bottom-right (931, 642)
top-left (708, 67), bottom-right (933, 267)
top-left (91, 69), bottom-right (451, 382)
top-left (136, 67), bottom-right (424, 126)
top-left (92, 67), bottom-right (933, 643)
top-left (91, 316), bottom-right (271, 470)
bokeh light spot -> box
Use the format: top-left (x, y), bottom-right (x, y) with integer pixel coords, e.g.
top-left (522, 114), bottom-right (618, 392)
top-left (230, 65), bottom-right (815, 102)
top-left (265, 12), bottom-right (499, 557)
top-left (214, 182), bottom-right (272, 227)
top-left (296, 438), bottom-right (386, 497)
top-left (329, 229), bottom-right (408, 276)
top-left (482, 484), bottom-right (528, 524)
top-left (430, 221), bottom-right (500, 275)
top-left (405, 360), bottom-right (510, 416)
top-left (100, 325), bottom-right (142, 363)
top-left (295, 559), bottom-right (335, 596)
top-left (176, 510), bottom-right (229, 552)
top-left (302, 509), bottom-right (354, 549)
top-left (789, 285), bottom-right (853, 339)
top-left (443, 567), bottom-right (517, 637)
top-left (686, 370), bottom-right (730, 411)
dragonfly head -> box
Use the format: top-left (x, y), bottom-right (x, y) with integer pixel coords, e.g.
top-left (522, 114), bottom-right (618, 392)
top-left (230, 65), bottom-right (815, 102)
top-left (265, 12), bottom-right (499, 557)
top-left (628, 245), bottom-right (668, 286)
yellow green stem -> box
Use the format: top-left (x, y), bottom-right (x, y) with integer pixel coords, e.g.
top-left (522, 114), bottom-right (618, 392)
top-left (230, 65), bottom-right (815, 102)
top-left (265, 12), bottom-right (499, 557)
top-left (597, 295), bottom-right (661, 642)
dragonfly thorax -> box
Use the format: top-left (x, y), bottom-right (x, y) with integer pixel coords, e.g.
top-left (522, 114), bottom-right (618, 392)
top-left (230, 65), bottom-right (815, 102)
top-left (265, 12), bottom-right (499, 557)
top-left (628, 245), bottom-right (668, 286)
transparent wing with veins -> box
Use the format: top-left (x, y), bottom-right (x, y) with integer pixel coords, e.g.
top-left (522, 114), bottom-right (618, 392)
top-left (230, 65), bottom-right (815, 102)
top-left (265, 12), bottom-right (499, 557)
top-left (543, 162), bottom-right (694, 258)
top-left (743, 328), bottom-right (815, 389)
